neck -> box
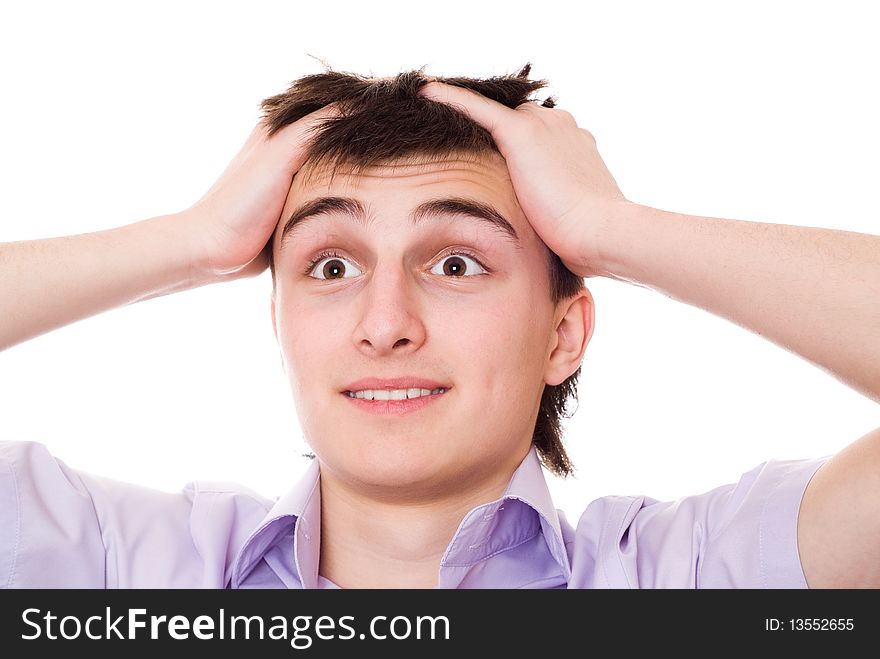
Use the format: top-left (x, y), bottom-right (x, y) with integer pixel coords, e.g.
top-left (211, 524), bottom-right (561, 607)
top-left (318, 461), bottom-right (521, 588)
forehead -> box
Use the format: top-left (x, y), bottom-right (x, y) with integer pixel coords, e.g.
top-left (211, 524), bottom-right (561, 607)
top-left (278, 152), bottom-right (534, 242)
top-left (292, 151), bottom-right (512, 194)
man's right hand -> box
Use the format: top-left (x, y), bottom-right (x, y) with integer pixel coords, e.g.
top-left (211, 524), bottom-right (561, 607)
top-left (0, 104), bottom-right (340, 352)
top-left (183, 104), bottom-right (341, 280)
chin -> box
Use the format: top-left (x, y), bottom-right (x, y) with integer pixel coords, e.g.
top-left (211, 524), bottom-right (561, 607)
top-left (320, 443), bottom-right (462, 494)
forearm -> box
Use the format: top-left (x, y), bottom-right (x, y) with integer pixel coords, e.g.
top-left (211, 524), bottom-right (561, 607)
top-left (0, 213), bottom-right (211, 352)
top-left (597, 203), bottom-right (880, 403)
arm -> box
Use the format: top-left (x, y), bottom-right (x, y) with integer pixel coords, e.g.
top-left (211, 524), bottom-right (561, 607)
top-left (0, 215), bottom-right (206, 352)
top-left (417, 80), bottom-right (880, 588)
top-left (1, 106), bottom-right (340, 354)
top-left (597, 205), bottom-right (880, 405)
top-left (597, 205), bottom-right (880, 589)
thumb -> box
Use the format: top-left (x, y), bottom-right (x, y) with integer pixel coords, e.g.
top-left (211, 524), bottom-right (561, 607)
top-left (418, 81), bottom-right (518, 141)
top-left (262, 103), bottom-right (344, 174)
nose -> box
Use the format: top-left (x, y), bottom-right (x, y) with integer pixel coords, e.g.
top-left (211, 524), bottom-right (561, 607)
top-left (352, 262), bottom-right (427, 356)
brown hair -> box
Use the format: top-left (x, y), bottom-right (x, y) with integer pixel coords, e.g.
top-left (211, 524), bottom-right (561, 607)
top-left (260, 62), bottom-right (585, 477)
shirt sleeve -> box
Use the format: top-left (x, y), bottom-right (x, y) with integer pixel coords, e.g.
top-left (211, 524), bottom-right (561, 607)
top-left (0, 440), bottom-right (222, 588)
top-left (1, 440), bottom-right (107, 587)
top-left (1, 441), bottom-right (277, 588)
top-left (698, 456), bottom-right (831, 588)
top-left (573, 455), bottom-right (831, 588)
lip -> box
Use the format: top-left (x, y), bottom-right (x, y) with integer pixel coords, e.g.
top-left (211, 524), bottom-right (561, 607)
top-left (340, 377), bottom-right (452, 417)
top-left (341, 388), bottom-right (450, 416)
top-left (342, 377), bottom-right (450, 393)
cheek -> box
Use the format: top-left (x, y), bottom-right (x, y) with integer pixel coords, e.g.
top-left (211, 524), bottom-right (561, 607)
top-left (482, 287), bottom-right (551, 355)
top-left (450, 296), bottom-right (550, 388)
top-left (278, 304), bottom-right (337, 391)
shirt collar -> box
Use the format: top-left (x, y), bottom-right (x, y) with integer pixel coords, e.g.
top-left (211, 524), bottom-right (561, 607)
top-left (230, 446), bottom-right (569, 588)
top-left (230, 458), bottom-right (322, 588)
top-left (439, 447), bottom-right (570, 583)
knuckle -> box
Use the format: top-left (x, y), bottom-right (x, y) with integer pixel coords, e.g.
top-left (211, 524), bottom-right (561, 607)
top-left (579, 127), bottom-right (596, 143)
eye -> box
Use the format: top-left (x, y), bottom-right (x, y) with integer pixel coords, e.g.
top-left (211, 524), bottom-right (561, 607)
top-left (430, 251), bottom-right (487, 277)
top-left (306, 252), bottom-right (363, 280)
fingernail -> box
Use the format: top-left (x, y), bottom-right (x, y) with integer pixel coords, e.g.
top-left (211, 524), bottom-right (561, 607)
top-left (418, 81), bottom-right (440, 97)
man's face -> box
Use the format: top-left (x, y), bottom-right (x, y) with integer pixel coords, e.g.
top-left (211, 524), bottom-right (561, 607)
top-left (271, 152), bottom-right (574, 500)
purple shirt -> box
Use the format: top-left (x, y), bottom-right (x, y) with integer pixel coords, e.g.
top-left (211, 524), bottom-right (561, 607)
top-left (0, 441), bottom-right (829, 588)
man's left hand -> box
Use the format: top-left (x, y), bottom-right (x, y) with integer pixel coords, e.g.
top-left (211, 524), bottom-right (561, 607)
top-left (418, 80), bottom-right (631, 278)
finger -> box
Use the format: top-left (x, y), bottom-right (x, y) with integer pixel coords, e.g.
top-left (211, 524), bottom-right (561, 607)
top-left (418, 80), bottom-right (519, 138)
top-left (223, 121), bottom-right (272, 168)
top-left (264, 102), bottom-right (342, 148)
top-left (263, 103), bottom-right (343, 170)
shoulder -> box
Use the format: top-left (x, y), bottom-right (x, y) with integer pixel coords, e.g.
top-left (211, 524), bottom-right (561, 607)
top-left (0, 440), bottom-right (275, 587)
top-left (564, 455), bottom-right (831, 588)
top-left (0, 439), bottom-right (273, 513)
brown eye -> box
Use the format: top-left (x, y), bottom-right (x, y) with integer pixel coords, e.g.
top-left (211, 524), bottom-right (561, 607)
top-left (310, 255), bottom-right (362, 280)
top-left (431, 253), bottom-right (486, 277)
top-left (323, 259), bottom-right (345, 279)
top-left (443, 256), bottom-right (465, 276)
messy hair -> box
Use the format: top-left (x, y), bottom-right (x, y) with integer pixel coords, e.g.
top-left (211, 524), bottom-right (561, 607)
top-left (259, 62), bottom-right (585, 477)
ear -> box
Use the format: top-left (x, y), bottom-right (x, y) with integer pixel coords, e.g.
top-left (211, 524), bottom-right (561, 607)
top-left (544, 287), bottom-right (595, 386)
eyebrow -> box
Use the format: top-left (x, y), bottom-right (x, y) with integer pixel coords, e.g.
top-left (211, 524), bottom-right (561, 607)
top-left (278, 196), bottom-right (521, 250)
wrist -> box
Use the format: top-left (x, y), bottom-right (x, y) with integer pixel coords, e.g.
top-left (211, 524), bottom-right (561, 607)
top-left (136, 212), bottom-right (217, 293)
top-left (589, 200), bottom-right (651, 281)
top-left (596, 202), bottom-right (695, 287)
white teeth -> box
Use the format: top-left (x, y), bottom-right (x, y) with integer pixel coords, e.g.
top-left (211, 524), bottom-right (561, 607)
top-left (348, 387), bottom-right (446, 400)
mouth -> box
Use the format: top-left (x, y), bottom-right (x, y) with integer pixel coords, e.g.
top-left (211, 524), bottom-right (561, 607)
top-left (343, 387), bottom-right (448, 400)
top-left (340, 386), bottom-right (451, 416)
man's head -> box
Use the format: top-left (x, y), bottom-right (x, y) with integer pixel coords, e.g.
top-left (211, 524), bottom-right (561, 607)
top-left (262, 63), bottom-right (593, 494)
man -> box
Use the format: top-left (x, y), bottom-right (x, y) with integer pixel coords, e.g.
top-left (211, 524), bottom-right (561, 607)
top-left (1, 64), bottom-right (877, 588)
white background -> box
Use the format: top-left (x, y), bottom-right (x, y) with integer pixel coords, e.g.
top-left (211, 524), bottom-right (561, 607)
top-left (0, 0), bottom-right (877, 520)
